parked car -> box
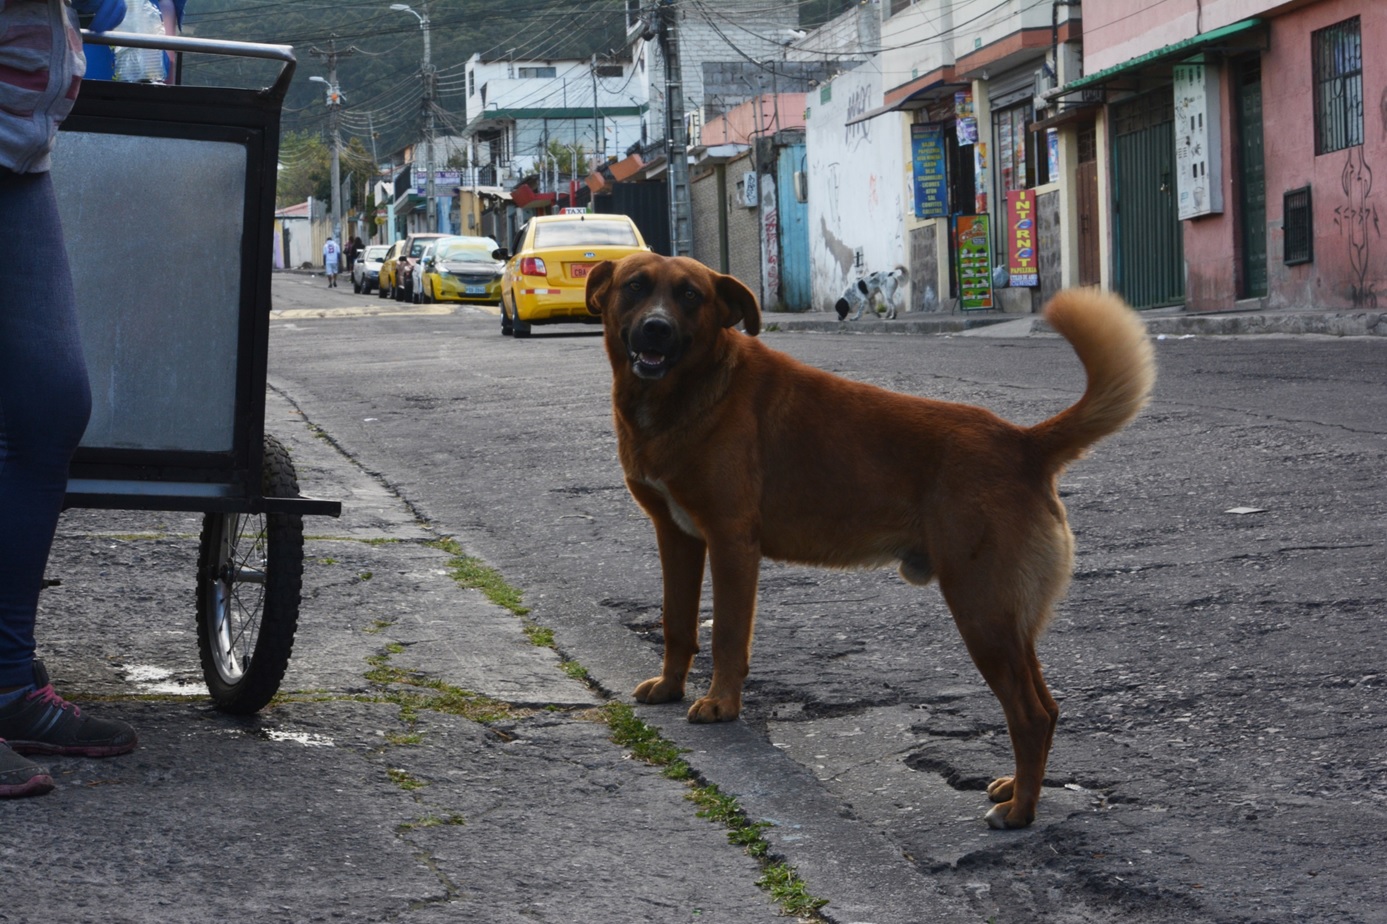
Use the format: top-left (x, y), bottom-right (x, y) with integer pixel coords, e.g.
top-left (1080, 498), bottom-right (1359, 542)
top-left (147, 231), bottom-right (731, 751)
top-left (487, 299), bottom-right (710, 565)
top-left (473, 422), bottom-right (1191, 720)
top-left (420, 236), bottom-right (502, 304)
top-left (377, 239), bottom-right (407, 299)
top-left (395, 232), bottom-right (450, 302)
top-left (494, 214), bottom-right (649, 337)
top-left (352, 244), bottom-right (389, 294)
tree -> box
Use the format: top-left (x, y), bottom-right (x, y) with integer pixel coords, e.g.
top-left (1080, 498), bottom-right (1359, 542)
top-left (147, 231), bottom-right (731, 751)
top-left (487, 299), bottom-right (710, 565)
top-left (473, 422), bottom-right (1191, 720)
top-left (276, 131), bottom-right (329, 207)
top-left (276, 131), bottom-right (377, 209)
top-left (545, 139), bottom-right (590, 179)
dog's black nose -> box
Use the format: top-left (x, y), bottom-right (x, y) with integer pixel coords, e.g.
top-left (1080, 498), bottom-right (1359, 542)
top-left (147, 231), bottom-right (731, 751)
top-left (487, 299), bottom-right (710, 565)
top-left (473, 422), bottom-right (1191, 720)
top-left (638, 315), bottom-right (676, 349)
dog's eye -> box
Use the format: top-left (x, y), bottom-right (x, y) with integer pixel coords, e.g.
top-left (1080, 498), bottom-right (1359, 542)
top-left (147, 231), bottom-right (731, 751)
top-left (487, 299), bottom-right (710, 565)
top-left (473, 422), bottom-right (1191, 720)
top-left (680, 286), bottom-right (700, 303)
top-left (626, 276), bottom-right (645, 293)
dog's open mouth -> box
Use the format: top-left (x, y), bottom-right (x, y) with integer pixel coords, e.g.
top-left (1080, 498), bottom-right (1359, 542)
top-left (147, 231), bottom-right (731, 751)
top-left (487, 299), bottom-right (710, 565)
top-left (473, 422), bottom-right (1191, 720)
top-left (626, 312), bottom-right (682, 380)
top-left (631, 349), bottom-right (672, 379)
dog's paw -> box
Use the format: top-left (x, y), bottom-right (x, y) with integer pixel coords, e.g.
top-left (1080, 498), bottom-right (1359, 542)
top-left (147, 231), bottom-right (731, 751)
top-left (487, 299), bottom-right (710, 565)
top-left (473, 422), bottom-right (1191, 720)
top-left (634, 676), bottom-right (685, 705)
top-left (986, 776), bottom-right (1014, 803)
top-left (984, 799), bottom-right (1036, 830)
top-left (687, 694), bottom-right (741, 723)
top-left (983, 777), bottom-right (1036, 829)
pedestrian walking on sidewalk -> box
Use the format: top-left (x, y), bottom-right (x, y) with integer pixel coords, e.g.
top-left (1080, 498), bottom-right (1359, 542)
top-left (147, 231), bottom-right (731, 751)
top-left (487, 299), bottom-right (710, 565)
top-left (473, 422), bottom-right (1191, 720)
top-left (324, 235), bottom-right (341, 287)
top-left (1, 0), bottom-right (140, 799)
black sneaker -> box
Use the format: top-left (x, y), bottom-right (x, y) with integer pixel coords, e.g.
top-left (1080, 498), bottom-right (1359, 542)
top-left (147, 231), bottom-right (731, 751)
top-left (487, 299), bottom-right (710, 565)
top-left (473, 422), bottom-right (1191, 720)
top-left (0, 661), bottom-right (137, 757)
top-left (0, 741), bottom-right (54, 798)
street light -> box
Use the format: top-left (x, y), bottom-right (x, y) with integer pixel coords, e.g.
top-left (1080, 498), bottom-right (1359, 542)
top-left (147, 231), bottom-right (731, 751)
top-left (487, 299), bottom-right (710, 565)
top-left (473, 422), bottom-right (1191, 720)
top-left (309, 75), bottom-right (344, 239)
top-left (391, 2), bottom-right (436, 232)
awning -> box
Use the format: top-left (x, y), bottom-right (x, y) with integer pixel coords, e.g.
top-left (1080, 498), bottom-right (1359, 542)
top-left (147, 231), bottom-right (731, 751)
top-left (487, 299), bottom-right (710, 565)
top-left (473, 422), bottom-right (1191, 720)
top-left (1058, 18), bottom-right (1264, 94)
top-left (1031, 101), bottom-right (1100, 131)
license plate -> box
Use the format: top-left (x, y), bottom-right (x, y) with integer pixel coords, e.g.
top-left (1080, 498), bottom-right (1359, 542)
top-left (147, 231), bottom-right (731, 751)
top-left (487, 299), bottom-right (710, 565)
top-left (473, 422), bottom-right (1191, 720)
top-left (570, 263), bottom-right (594, 278)
top-left (465, 285), bottom-right (487, 295)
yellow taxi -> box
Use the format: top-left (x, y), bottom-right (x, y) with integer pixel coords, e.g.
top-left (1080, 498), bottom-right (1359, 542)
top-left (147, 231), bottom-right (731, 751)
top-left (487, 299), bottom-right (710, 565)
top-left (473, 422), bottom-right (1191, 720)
top-left (420, 236), bottom-right (502, 304)
top-left (494, 213), bottom-right (649, 337)
top-left (376, 239), bottom-right (407, 300)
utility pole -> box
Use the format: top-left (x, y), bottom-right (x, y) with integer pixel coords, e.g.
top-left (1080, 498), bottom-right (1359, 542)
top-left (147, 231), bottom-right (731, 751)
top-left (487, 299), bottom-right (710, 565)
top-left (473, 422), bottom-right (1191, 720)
top-left (659, 0), bottom-right (691, 256)
top-left (591, 53), bottom-right (602, 163)
top-left (392, 2), bottom-right (436, 231)
top-left (308, 37), bottom-right (354, 240)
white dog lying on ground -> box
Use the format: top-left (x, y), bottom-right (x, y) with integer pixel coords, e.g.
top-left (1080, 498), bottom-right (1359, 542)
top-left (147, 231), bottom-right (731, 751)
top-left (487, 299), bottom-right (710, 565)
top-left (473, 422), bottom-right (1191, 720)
top-left (835, 266), bottom-right (910, 320)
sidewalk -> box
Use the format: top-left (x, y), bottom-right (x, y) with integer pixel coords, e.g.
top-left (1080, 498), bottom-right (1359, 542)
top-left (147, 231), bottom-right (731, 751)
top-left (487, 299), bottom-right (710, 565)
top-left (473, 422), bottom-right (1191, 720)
top-left (275, 268), bottom-right (1387, 338)
top-left (7, 388), bottom-right (802, 923)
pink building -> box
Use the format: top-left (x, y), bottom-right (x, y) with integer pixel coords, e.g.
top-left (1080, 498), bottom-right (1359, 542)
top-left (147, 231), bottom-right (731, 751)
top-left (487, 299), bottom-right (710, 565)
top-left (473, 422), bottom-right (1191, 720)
top-left (1054, 0), bottom-right (1384, 312)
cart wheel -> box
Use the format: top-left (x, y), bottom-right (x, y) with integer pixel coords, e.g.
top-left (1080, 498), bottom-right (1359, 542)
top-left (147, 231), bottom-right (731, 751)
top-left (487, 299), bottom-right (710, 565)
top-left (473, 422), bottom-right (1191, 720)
top-left (195, 434), bottom-right (305, 714)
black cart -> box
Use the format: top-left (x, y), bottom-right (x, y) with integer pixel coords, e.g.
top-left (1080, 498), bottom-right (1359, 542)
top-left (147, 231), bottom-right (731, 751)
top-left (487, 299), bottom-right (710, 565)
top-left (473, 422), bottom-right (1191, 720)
top-left (53, 33), bottom-right (340, 713)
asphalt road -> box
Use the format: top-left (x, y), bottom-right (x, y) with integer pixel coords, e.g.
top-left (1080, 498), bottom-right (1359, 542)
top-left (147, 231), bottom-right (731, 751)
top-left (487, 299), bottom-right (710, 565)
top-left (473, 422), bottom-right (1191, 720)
top-left (11, 273), bottom-right (1384, 923)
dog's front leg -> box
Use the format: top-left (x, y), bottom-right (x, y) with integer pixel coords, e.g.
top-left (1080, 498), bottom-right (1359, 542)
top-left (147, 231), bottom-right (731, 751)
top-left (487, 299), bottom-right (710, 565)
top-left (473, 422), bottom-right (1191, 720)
top-left (634, 506), bottom-right (707, 707)
top-left (689, 539), bottom-right (760, 723)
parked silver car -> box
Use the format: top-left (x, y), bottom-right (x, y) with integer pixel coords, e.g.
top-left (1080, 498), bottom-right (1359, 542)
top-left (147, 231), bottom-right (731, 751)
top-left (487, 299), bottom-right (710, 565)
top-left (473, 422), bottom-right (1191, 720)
top-left (352, 244), bottom-right (389, 294)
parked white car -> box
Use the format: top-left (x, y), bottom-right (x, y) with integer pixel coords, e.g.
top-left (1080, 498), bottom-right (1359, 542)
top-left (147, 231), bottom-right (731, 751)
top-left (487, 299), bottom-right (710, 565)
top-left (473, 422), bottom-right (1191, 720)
top-left (352, 245), bottom-right (389, 294)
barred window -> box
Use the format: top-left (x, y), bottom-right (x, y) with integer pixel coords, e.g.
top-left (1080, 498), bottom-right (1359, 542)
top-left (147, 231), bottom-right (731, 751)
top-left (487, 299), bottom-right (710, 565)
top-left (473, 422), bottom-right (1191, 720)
top-left (1284, 187), bottom-right (1313, 265)
top-left (1312, 17), bottom-right (1362, 154)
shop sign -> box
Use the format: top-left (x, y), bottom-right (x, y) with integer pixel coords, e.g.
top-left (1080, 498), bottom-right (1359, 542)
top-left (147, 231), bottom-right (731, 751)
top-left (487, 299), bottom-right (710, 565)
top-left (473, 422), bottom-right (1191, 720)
top-left (955, 214), bottom-right (993, 310)
top-left (1006, 190), bottom-right (1039, 287)
top-left (911, 124), bottom-right (947, 219)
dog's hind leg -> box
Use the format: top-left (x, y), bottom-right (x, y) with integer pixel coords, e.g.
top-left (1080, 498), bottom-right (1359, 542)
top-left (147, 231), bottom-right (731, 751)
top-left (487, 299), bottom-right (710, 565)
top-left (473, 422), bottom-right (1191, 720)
top-left (950, 611), bottom-right (1059, 829)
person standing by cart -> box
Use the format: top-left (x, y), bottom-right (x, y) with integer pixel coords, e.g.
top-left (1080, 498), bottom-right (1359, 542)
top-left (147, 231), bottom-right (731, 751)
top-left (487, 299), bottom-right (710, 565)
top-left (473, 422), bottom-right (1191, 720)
top-left (0, 0), bottom-right (141, 799)
top-left (323, 234), bottom-right (341, 288)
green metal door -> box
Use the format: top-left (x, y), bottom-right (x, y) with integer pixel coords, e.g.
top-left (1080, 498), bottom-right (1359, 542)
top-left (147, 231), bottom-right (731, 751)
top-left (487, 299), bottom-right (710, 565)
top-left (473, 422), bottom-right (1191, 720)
top-left (1113, 90), bottom-right (1185, 307)
top-left (1236, 58), bottom-right (1268, 298)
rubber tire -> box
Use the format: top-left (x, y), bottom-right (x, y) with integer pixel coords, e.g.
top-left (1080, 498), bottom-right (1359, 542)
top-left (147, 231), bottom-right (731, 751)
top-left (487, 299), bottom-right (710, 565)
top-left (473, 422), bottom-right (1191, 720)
top-left (501, 300), bottom-right (513, 336)
top-left (353, 276), bottom-right (362, 294)
top-left (378, 280), bottom-right (389, 299)
top-left (195, 433), bottom-right (305, 714)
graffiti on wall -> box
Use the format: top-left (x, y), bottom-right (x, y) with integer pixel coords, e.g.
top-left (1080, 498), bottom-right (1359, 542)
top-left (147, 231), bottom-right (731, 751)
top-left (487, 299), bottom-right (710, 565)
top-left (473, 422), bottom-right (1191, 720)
top-left (844, 84), bottom-right (873, 148)
top-left (1334, 146), bottom-right (1380, 308)
top-left (760, 174), bottom-right (780, 306)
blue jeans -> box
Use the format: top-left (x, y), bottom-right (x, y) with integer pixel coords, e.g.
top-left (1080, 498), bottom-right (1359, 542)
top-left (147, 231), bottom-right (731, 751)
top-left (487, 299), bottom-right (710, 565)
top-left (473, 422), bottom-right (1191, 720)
top-left (0, 169), bottom-right (92, 688)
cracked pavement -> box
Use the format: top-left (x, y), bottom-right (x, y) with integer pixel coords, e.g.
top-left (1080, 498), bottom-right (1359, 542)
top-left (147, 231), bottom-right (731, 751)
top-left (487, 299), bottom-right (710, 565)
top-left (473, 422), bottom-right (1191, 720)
top-left (7, 274), bottom-right (1384, 923)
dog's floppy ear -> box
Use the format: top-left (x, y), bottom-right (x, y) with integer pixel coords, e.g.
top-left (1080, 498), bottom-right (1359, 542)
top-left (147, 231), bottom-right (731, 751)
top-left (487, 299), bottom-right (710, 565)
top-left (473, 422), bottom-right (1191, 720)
top-left (585, 260), bottom-right (617, 316)
top-left (715, 271), bottom-right (761, 336)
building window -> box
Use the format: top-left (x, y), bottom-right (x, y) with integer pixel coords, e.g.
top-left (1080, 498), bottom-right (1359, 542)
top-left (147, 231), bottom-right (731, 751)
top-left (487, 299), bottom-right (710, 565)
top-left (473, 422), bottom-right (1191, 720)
top-left (518, 66), bottom-right (557, 79)
top-left (1283, 186), bottom-right (1313, 264)
top-left (996, 104), bottom-right (1051, 192)
top-left (1312, 17), bottom-right (1362, 155)
top-left (467, 70), bottom-right (474, 97)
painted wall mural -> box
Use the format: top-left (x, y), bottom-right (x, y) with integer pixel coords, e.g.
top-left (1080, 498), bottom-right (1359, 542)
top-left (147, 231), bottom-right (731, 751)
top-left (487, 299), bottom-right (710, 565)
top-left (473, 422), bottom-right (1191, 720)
top-left (804, 62), bottom-right (907, 311)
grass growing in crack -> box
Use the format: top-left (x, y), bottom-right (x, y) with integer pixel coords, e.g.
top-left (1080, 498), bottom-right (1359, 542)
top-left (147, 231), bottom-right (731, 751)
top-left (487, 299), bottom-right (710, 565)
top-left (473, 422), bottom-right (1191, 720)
top-left (364, 658), bottom-right (514, 724)
top-left (388, 767), bottom-right (426, 791)
top-left (601, 703), bottom-right (826, 917)
top-left (397, 813), bottom-right (465, 832)
top-left (758, 864), bottom-right (828, 917)
top-left (524, 624), bottom-right (555, 648)
top-left (604, 703), bottom-right (692, 780)
top-left (428, 538), bottom-right (529, 615)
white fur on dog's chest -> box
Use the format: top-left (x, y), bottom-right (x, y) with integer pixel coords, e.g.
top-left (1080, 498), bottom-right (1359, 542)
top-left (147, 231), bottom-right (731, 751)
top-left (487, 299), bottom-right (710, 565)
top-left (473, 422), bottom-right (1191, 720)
top-left (642, 478), bottom-right (703, 539)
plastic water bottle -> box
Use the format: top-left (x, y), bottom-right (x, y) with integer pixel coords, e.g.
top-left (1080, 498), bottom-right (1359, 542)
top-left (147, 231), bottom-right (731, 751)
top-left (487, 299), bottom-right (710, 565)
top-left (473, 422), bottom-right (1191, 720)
top-left (113, 1), bottom-right (167, 84)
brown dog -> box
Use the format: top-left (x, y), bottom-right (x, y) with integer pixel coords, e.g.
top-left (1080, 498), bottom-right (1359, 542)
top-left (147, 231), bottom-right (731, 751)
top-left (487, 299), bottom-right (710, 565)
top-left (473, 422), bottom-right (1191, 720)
top-left (585, 252), bottom-right (1155, 829)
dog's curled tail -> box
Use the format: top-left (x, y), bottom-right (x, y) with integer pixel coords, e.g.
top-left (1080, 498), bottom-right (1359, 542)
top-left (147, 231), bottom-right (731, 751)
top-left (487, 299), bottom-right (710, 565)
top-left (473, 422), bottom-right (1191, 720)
top-left (1029, 288), bottom-right (1156, 469)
